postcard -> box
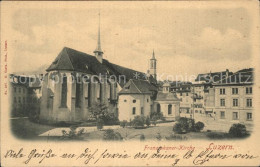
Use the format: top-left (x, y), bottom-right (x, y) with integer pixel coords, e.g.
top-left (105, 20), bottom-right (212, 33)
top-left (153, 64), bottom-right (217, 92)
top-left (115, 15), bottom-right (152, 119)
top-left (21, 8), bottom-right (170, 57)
top-left (1, 0), bottom-right (260, 166)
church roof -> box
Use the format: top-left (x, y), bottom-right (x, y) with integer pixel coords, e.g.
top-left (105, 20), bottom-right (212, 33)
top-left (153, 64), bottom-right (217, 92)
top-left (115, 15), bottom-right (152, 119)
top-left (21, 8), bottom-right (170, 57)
top-left (155, 92), bottom-right (180, 101)
top-left (46, 47), bottom-right (157, 86)
top-left (47, 47), bottom-right (107, 74)
top-left (119, 79), bottom-right (157, 94)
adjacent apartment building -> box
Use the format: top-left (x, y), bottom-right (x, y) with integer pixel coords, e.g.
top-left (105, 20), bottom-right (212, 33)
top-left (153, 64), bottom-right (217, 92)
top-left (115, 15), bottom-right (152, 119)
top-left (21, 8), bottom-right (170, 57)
top-left (170, 68), bottom-right (253, 125)
top-left (213, 68), bottom-right (253, 123)
top-left (10, 74), bottom-right (42, 117)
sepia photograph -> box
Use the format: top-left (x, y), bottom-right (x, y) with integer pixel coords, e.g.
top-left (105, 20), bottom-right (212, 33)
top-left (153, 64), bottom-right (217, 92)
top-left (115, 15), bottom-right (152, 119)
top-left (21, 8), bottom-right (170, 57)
top-left (1, 1), bottom-right (260, 166)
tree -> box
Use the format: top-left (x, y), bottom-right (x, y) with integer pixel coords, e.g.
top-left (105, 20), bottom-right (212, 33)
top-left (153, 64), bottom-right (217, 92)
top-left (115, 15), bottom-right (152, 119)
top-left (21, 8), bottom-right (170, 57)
top-left (132, 116), bottom-right (145, 128)
top-left (145, 116), bottom-right (151, 127)
top-left (120, 120), bottom-right (128, 128)
top-left (229, 123), bottom-right (247, 137)
top-left (88, 102), bottom-right (108, 120)
top-left (88, 102), bottom-right (108, 130)
top-left (61, 125), bottom-right (85, 140)
top-left (194, 122), bottom-right (205, 132)
top-left (103, 129), bottom-right (123, 141)
top-left (173, 117), bottom-right (195, 134)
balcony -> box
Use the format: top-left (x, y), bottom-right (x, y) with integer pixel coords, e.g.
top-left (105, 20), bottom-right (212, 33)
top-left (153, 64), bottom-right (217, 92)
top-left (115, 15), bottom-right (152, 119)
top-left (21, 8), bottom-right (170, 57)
top-left (191, 94), bottom-right (203, 100)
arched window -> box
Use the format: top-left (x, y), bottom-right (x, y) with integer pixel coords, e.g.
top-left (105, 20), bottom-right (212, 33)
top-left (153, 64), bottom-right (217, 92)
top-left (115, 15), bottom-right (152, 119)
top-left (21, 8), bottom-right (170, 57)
top-left (168, 104), bottom-right (172, 115)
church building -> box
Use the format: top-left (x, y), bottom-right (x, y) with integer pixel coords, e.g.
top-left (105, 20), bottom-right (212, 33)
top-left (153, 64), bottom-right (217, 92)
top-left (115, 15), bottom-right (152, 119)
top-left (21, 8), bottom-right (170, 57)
top-left (118, 78), bottom-right (157, 122)
top-left (39, 16), bottom-right (156, 123)
top-left (117, 51), bottom-right (158, 122)
top-left (154, 82), bottom-right (181, 121)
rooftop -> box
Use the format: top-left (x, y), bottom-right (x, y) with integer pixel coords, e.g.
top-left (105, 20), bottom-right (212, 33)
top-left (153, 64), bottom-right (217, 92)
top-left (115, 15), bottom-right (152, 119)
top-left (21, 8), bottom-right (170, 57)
top-left (47, 47), bottom-right (157, 86)
top-left (119, 79), bottom-right (157, 94)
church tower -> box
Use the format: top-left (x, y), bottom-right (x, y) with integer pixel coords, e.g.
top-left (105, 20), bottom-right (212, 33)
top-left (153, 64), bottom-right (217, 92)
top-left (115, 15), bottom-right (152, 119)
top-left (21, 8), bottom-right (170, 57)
top-left (94, 13), bottom-right (103, 63)
top-left (149, 50), bottom-right (157, 80)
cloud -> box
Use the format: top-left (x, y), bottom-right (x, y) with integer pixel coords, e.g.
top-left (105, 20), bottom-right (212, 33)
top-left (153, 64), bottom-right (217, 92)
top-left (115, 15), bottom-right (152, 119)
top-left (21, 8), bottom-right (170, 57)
top-left (174, 27), bottom-right (250, 61)
top-left (10, 7), bottom-right (253, 78)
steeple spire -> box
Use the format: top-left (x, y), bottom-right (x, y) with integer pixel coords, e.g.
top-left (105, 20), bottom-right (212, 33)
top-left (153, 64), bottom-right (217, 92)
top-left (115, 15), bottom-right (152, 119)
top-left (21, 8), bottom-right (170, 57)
top-left (149, 49), bottom-right (157, 81)
top-left (94, 12), bottom-right (103, 63)
top-left (152, 49), bottom-right (155, 59)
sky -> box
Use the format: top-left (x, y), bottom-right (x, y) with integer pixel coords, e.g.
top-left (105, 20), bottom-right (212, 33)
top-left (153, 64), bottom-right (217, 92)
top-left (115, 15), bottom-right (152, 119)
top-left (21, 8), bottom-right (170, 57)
top-left (8, 2), bottom-right (255, 81)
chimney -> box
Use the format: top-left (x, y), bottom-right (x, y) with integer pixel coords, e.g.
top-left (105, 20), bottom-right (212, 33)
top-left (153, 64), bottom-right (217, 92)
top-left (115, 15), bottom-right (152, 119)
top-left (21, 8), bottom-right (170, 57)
top-left (225, 69), bottom-right (229, 78)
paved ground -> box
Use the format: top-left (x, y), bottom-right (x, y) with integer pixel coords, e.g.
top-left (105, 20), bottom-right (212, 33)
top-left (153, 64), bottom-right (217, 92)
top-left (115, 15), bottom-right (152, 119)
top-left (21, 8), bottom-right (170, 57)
top-left (11, 117), bottom-right (253, 140)
top-left (11, 117), bottom-right (56, 139)
top-left (39, 122), bottom-right (175, 137)
top-left (195, 115), bottom-right (253, 132)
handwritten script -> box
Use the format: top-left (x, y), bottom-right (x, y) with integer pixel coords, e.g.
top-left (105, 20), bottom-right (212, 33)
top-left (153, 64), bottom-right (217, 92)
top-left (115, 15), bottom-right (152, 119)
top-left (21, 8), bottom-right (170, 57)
top-left (3, 145), bottom-right (258, 166)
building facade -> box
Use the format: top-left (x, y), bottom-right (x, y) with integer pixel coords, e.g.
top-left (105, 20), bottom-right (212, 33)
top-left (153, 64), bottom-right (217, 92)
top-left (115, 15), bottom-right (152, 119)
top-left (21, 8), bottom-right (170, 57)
top-left (171, 83), bottom-right (192, 117)
top-left (154, 83), bottom-right (181, 121)
top-left (118, 79), bottom-right (157, 121)
top-left (40, 20), bottom-right (156, 123)
top-left (10, 74), bottom-right (42, 117)
top-left (168, 68), bottom-right (254, 126)
top-left (213, 68), bottom-right (253, 123)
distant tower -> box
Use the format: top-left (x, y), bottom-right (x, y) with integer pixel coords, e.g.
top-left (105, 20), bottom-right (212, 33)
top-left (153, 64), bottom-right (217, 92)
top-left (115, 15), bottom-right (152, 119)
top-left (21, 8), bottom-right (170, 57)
top-left (149, 50), bottom-right (157, 80)
top-left (94, 12), bottom-right (103, 63)
top-left (162, 82), bottom-right (170, 93)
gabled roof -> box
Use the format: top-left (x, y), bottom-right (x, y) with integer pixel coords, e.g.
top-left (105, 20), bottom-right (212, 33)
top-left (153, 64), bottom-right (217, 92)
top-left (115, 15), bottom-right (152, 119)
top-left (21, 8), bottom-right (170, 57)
top-left (46, 47), bottom-right (157, 86)
top-left (214, 68), bottom-right (254, 85)
top-left (47, 47), bottom-right (107, 75)
top-left (119, 79), bottom-right (157, 94)
top-left (103, 60), bottom-right (157, 86)
top-left (155, 92), bottom-right (180, 101)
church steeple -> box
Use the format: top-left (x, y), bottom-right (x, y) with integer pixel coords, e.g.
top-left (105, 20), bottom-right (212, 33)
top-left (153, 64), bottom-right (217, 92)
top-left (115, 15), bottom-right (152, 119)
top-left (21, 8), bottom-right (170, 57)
top-left (149, 49), bottom-right (157, 81)
top-left (94, 12), bottom-right (103, 63)
top-left (152, 49), bottom-right (155, 59)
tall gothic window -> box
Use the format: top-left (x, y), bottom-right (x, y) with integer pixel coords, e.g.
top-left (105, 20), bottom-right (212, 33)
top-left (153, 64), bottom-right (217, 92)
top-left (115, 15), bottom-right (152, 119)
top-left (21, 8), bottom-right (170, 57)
top-left (75, 81), bottom-right (81, 108)
top-left (96, 82), bottom-right (100, 100)
top-left (60, 75), bottom-right (67, 108)
top-left (106, 83), bottom-right (110, 99)
top-left (88, 82), bottom-right (91, 107)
